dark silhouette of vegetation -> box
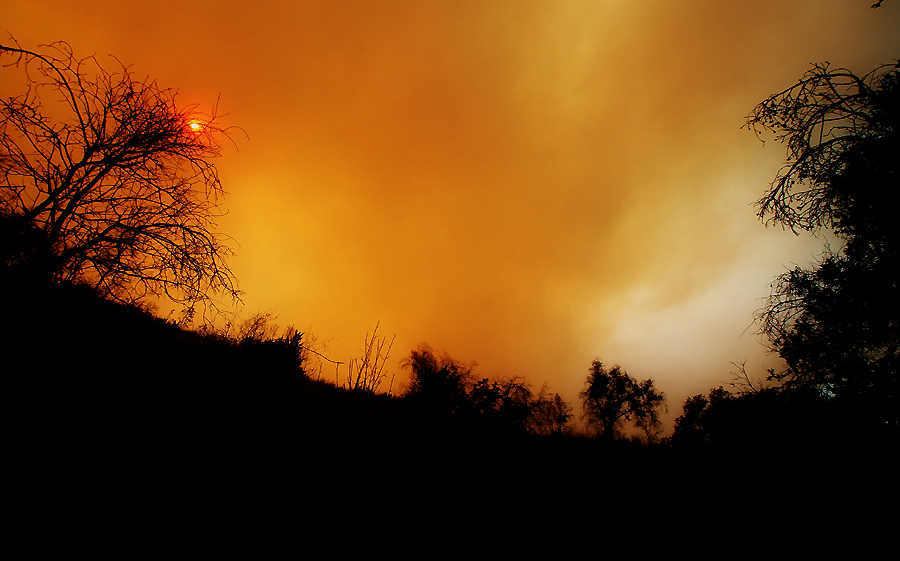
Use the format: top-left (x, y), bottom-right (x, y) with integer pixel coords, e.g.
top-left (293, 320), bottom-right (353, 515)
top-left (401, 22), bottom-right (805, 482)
top-left (469, 376), bottom-right (536, 433)
top-left (747, 60), bottom-right (899, 437)
top-left (0, 40), bottom-right (238, 312)
top-left (0, 210), bottom-right (55, 284)
top-left (579, 360), bottom-right (665, 441)
top-left (670, 388), bottom-right (725, 449)
top-left (402, 343), bottom-right (475, 421)
top-left (400, 343), bottom-right (573, 437)
top-left (668, 380), bottom-right (873, 459)
top-left (344, 322), bottom-right (396, 394)
top-left (669, 386), bottom-right (770, 450)
top-left (529, 389), bottom-right (574, 436)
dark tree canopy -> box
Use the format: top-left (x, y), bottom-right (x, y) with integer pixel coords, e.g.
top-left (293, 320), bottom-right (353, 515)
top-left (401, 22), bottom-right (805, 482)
top-left (469, 376), bottom-right (535, 432)
top-left (0, 41), bottom-right (239, 309)
top-left (529, 390), bottom-right (573, 436)
top-left (400, 343), bottom-right (573, 436)
top-left (579, 360), bottom-right (665, 441)
top-left (401, 343), bottom-right (475, 418)
top-left (747, 60), bottom-right (899, 431)
top-left (669, 387), bottom-right (735, 449)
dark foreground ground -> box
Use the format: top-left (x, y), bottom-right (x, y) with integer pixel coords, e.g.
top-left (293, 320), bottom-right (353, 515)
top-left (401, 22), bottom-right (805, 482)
top-left (5, 281), bottom-right (895, 539)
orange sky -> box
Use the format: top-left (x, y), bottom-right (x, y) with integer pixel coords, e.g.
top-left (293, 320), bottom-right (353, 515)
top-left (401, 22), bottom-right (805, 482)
top-left (5, 0), bottom-right (899, 430)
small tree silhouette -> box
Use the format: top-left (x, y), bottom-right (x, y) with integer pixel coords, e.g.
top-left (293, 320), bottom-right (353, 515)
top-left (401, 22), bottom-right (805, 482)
top-left (401, 343), bottom-right (474, 419)
top-left (529, 389), bottom-right (573, 436)
top-left (631, 378), bottom-right (667, 443)
top-left (669, 387), bottom-right (733, 449)
top-left (345, 322), bottom-right (396, 394)
top-left (579, 360), bottom-right (665, 441)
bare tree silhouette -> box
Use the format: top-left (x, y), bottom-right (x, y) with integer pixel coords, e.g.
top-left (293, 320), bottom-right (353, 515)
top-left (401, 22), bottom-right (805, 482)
top-left (345, 322), bottom-right (396, 394)
top-left (0, 40), bottom-right (239, 311)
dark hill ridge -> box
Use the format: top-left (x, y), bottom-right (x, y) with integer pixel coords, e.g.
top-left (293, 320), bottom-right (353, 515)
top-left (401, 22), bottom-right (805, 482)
top-left (4, 279), bottom-right (893, 522)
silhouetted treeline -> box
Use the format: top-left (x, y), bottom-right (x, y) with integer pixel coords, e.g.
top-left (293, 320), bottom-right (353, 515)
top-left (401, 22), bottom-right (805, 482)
top-left (5, 273), bottom-right (893, 523)
top-left (668, 384), bottom-right (888, 454)
top-left (4, 259), bottom-right (681, 512)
